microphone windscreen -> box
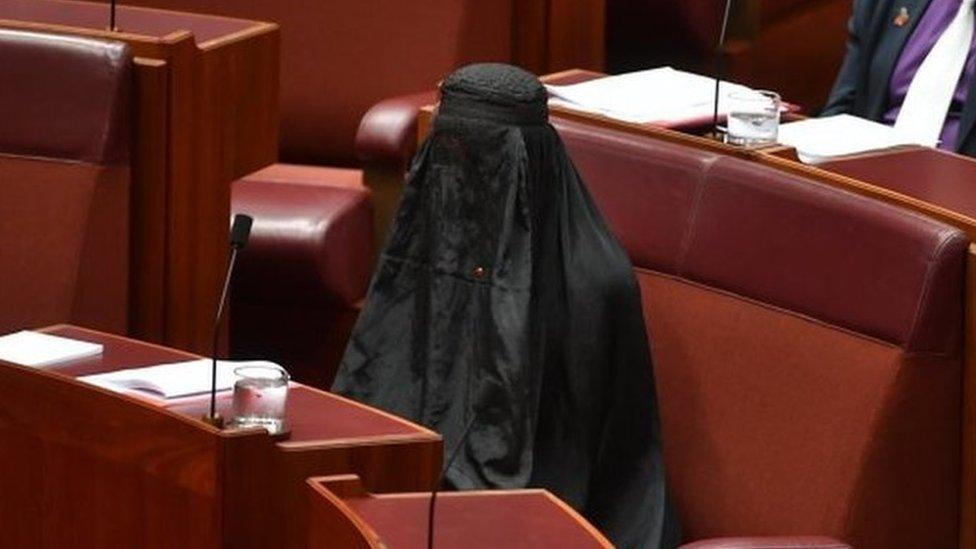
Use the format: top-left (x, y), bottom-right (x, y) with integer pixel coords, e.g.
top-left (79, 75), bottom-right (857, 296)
top-left (230, 214), bottom-right (254, 249)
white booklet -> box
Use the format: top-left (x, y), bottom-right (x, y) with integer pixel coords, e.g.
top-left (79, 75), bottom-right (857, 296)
top-left (546, 67), bottom-right (754, 125)
top-left (79, 359), bottom-right (280, 400)
top-left (0, 330), bottom-right (103, 367)
top-left (778, 114), bottom-right (927, 164)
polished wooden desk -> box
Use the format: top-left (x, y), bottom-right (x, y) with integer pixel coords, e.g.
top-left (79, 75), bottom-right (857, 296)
top-left (0, 325), bottom-right (440, 549)
top-left (0, 0), bottom-right (279, 354)
top-left (418, 69), bottom-right (976, 549)
top-left (306, 475), bottom-right (612, 549)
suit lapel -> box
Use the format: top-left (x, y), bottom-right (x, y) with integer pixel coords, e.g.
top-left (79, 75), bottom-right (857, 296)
top-left (866, 0), bottom-right (932, 118)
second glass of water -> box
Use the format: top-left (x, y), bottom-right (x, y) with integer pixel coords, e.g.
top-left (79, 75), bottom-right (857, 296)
top-left (726, 90), bottom-right (781, 147)
top-left (230, 364), bottom-right (289, 436)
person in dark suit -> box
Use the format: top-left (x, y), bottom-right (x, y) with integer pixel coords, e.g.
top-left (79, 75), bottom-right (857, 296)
top-left (823, 0), bottom-right (976, 156)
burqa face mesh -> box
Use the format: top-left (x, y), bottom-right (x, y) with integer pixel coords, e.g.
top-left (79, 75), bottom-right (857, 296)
top-left (333, 63), bottom-right (679, 548)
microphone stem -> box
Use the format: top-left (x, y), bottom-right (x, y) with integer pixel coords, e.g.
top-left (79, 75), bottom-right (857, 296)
top-left (209, 247), bottom-right (239, 419)
top-left (427, 413), bottom-right (478, 549)
top-left (714, 0), bottom-right (734, 135)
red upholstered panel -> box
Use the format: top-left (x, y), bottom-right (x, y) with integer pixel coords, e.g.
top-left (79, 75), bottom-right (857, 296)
top-left (0, 157), bottom-right (128, 334)
top-left (232, 164), bottom-right (373, 307)
top-left (685, 157), bottom-right (966, 354)
top-left (553, 118), bottom-right (718, 272)
top-left (85, 0), bottom-right (513, 165)
top-left (642, 272), bottom-right (960, 549)
top-left (0, 27), bottom-right (130, 164)
top-left (230, 164), bottom-right (372, 388)
top-left (559, 126), bottom-right (967, 354)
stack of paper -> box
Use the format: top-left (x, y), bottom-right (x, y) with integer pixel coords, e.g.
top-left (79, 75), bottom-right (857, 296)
top-left (0, 330), bottom-right (103, 367)
top-left (777, 114), bottom-right (926, 164)
top-left (546, 67), bottom-right (755, 126)
top-left (79, 359), bottom-right (283, 400)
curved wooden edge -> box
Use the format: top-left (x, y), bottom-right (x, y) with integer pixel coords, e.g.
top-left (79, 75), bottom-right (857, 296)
top-left (307, 474), bottom-right (385, 548)
top-left (541, 491), bottom-right (615, 548)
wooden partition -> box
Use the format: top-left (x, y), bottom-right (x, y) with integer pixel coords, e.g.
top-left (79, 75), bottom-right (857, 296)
top-left (512, 0), bottom-right (606, 73)
top-left (0, 325), bottom-right (441, 549)
top-left (0, 0), bottom-right (279, 354)
top-left (306, 475), bottom-right (612, 549)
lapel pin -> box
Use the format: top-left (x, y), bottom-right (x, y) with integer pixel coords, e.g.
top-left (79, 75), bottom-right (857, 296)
top-left (894, 7), bottom-right (910, 27)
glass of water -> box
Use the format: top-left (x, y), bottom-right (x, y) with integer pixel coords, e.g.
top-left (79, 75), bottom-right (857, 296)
top-left (726, 90), bottom-right (781, 147)
top-left (230, 364), bottom-right (289, 436)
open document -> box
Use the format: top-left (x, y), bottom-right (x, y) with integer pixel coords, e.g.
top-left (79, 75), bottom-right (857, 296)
top-left (546, 67), bottom-right (754, 126)
top-left (778, 114), bottom-right (927, 164)
top-left (79, 359), bottom-right (280, 400)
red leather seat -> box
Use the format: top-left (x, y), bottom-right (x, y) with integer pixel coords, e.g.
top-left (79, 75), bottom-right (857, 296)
top-left (230, 164), bottom-right (373, 388)
top-left (0, 29), bottom-right (131, 335)
top-left (552, 119), bottom-right (965, 548)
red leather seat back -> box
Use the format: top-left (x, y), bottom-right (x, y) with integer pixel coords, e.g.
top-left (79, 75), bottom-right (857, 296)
top-left (94, 0), bottom-right (514, 165)
top-left (0, 29), bottom-right (131, 334)
top-left (553, 119), bottom-right (721, 272)
top-left (554, 121), bottom-right (967, 548)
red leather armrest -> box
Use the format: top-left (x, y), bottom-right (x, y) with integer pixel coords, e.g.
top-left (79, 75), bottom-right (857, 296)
top-left (354, 90), bottom-right (438, 166)
top-left (681, 537), bottom-right (851, 549)
top-left (231, 164), bottom-right (373, 308)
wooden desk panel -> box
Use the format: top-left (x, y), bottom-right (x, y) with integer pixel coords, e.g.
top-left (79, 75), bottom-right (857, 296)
top-left (2, 325), bottom-right (441, 549)
top-left (307, 475), bottom-right (612, 549)
top-left (0, 0), bottom-right (279, 354)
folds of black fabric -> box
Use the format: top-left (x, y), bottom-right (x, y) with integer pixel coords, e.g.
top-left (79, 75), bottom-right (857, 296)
top-left (332, 63), bottom-right (679, 549)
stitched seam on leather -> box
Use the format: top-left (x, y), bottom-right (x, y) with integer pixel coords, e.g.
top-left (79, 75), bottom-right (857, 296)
top-left (675, 157), bottom-right (716, 277)
top-left (903, 230), bottom-right (957, 354)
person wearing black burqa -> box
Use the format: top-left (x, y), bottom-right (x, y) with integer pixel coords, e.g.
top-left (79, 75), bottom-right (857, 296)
top-left (332, 63), bottom-right (680, 549)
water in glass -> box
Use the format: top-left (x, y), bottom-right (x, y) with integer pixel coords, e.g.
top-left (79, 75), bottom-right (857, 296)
top-left (231, 365), bottom-right (289, 435)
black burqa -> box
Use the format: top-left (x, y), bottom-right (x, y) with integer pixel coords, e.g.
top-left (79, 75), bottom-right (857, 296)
top-left (332, 64), bottom-right (679, 548)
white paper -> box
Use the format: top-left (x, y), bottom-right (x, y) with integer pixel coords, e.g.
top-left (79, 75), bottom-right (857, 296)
top-left (546, 67), bottom-right (754, 125)
top-left (79, 359), bottom-right (282, 399)
top-left (778, 114), bottom-right (927, 164)
top-left (0, 330), bottom-right (103, 367)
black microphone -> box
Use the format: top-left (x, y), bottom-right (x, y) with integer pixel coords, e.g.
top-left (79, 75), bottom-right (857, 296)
top-left (203, 213), bottom-right (253, 428)
top-left (712, 0), bottom-right (735, 139)
top-left (426, 400), bottom-right (485, 549)
top-left (109, 0), bottom-right (117, 31)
